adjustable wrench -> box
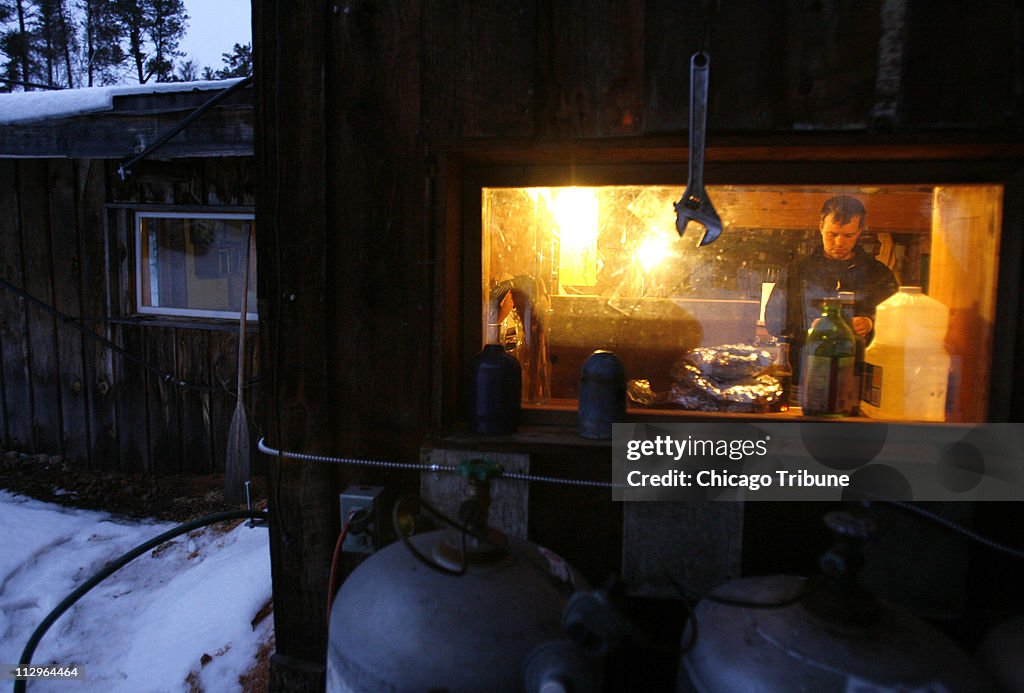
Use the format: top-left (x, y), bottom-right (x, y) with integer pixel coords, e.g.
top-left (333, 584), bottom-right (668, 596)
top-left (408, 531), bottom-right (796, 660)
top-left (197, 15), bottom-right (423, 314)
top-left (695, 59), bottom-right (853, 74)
top-left (675, 51), bottom-right (722, 246)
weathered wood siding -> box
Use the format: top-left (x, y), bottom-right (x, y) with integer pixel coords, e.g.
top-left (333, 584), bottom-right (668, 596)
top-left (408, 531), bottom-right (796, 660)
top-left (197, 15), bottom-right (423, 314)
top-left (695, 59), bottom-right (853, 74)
top-left (254, 1), bottom-right (1024, 687)
top-left (304, 0), bottom-right (1024, 466)
top-left (417, 0), bottom-right (1019, 141)
top-left (0, 156), bottom-right (258, 474)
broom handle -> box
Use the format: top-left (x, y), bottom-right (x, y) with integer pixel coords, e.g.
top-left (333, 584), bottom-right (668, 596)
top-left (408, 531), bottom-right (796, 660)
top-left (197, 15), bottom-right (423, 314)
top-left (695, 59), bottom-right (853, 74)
top-left (237, 224), bottom-right (253, 404)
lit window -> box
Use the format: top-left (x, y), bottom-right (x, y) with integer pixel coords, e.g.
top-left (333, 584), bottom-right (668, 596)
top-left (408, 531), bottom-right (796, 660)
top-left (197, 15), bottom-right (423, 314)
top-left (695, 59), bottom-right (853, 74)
top-left (481, 184), bottom-right (1002, 422)
top-left (136, 212), bottom-right (257, 320)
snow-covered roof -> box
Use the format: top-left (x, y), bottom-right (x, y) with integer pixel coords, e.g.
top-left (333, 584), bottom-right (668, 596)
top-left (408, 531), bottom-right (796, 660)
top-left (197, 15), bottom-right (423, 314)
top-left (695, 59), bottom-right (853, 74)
top-left (0, 78), bottom-right (246, 125)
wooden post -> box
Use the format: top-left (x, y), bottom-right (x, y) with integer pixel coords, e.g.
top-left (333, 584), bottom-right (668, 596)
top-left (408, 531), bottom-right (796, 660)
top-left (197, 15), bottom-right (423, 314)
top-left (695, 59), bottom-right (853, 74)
top-left (254, 1), bottom-right (337, 690)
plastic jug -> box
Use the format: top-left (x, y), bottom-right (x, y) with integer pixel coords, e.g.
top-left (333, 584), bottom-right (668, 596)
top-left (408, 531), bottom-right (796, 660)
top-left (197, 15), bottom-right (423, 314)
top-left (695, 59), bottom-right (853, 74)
top-left (860, 287), bottom-right (951, 421)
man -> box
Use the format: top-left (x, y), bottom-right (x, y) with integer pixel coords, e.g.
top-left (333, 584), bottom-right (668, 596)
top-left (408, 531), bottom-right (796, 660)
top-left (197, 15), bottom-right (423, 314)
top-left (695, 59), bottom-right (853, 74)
top-left (765, 195), bottom-right (899, 381)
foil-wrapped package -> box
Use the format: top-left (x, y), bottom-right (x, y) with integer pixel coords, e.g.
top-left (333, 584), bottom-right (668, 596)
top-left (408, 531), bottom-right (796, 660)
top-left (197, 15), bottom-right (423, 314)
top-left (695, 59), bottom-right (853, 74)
top-left (627, 344), bottom-right (783, 412)
top-left (626, 379), bottom-right (668, 407)
top-left (669, 369), bottom-right (782, 412)
top-left (670, 344), bottom-right (773, 383)
top-left (670, 344), bottom-right (781, 412)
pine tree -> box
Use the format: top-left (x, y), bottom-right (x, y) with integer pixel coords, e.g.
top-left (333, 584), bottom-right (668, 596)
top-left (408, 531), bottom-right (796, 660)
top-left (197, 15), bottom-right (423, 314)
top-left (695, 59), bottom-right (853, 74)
top-left (215, 41), bottom-right (250, 79)
top-left (78, 0), bottom-right (124, 86)
top-left (111, 0), bottom-right (145, 82)
top-left (171, 55), bottom-right (197, 81)
top-left (34, 0), bottom-right (78, 87)
top-left (145, 0), bottom-right (184, 82)
top-left (0, 0), bottom-right (35, 90)
top-left (112, 0), bottom-right (187, 83)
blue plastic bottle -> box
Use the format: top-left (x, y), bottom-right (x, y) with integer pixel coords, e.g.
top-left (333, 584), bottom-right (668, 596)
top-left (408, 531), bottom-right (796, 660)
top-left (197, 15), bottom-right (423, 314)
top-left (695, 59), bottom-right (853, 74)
top-left (577, 350), bottom-right (626, 439)
top-left (467, 344), bottom-right (522, 435)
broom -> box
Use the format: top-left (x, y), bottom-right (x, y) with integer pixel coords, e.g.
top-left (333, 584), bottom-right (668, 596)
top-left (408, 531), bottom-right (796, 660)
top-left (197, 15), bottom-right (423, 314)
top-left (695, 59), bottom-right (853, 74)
top-left (224, 225), bottom-right (254, 504)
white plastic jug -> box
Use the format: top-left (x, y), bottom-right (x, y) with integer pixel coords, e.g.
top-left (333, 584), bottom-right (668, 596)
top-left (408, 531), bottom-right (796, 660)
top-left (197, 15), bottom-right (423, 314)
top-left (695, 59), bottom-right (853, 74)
top-left (860, 287), bottom-right (951, 421)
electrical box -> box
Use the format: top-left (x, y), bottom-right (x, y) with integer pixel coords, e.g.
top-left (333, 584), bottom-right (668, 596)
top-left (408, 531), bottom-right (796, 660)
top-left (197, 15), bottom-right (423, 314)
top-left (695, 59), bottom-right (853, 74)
top-left (339, 485), bottom-right (387, 554)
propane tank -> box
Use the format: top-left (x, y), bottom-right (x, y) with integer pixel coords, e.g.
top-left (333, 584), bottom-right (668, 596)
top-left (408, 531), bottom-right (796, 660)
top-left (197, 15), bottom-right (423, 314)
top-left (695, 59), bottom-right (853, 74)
top-left (327, 460), bottom-right (594, 692)
top-left (678, 511), bottom-right (994, 692)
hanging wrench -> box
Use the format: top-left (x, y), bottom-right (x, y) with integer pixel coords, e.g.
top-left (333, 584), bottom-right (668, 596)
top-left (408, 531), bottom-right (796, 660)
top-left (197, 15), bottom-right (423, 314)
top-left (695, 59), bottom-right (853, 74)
top-left (675, 51), bottom-right (722, 246)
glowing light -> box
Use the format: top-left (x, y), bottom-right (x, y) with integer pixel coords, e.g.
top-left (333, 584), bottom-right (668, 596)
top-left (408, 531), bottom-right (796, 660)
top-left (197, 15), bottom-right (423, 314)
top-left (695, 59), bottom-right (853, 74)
top-left (637, 234), bottom-right (671, 274)
top-left (551, 188), bottom-right (599, 287)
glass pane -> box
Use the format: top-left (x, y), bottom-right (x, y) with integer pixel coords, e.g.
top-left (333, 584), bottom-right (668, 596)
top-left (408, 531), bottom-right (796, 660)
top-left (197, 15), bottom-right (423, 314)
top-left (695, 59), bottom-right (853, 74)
top-left (481, 184), bottom-right (1001, 422)
top-left (137, 214), bottom-right (257, 319)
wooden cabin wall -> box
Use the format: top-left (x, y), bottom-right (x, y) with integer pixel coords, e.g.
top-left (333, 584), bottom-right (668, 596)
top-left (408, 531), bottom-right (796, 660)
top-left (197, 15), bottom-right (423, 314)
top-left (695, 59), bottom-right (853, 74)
top-left (254, 0), bottom-right (1024, 688)
top-left (0, 156), bottom-right (258, 475)
top-left (298, 0), bottom-right (1024, 460)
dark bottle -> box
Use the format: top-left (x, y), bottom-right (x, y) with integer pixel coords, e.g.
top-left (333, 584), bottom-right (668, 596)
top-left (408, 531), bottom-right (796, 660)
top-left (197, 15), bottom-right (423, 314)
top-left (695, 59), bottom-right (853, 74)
top-left (800, 298), bottom-right (857, 417)
top-left (769, 339), bottom-right (793, 412)
top-left (467, 344), bottom-right (522, 434)
top-left (577, 350), bottom-right (626, 439)
top-left (837, 290), bottom-right (865, 414)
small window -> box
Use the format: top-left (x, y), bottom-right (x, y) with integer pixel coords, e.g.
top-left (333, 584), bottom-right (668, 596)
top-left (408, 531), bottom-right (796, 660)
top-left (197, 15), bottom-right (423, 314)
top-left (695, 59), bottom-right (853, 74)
top-left (135, 212), bottom-right (257, 320)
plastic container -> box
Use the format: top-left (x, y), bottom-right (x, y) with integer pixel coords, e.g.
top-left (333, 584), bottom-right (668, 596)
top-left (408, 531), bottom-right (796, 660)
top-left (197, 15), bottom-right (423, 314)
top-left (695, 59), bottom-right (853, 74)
top-left (577, 351), bottom-right (626, 439)
top-left (860, 287), bottom-right (951, 422)
top-left (467, 344), bottom-right (522, 434)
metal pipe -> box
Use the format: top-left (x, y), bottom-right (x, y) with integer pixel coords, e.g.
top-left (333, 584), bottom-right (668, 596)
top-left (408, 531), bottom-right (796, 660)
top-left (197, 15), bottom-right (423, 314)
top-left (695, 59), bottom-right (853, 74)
top-left (257, 437), bottom-right (624, 489)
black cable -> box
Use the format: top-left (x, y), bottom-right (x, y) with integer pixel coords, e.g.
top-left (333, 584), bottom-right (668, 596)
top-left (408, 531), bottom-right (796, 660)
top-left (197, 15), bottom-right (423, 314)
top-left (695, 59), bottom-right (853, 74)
top-left (421, 495), bottom-right (529, 572)
top-left (392, 495), bottom-right (467, 576)
top-left (883, 499), bottom-right (1024, 560)
top-left (393, 494), bottom-right (575, 594)
top-left (12, 509), bottom-right (268, 693)
top-left (117, 76), bottom-right (254, 180)
top-left (0, 277), bottom-right (258, 393)
top-left (848, 490), bottom-right (1024, 561)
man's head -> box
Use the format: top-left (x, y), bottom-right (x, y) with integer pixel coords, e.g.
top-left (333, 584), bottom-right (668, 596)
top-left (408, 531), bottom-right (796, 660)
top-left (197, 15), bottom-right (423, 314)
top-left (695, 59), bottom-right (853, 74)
top-left (818, 195), bottom-right (866, 261)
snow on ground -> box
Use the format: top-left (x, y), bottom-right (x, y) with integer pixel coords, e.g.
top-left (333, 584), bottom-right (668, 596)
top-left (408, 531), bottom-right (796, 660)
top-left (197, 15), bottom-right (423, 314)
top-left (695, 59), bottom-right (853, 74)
top-left (0, 490), bottom-right (271, 692)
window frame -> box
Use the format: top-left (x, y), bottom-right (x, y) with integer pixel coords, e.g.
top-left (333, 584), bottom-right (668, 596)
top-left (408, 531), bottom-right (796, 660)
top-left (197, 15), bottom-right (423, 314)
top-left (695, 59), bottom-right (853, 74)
top-left (432, 141), bottom-right (1024, 430)
top-left (133, 210), bottom-right (258, 322)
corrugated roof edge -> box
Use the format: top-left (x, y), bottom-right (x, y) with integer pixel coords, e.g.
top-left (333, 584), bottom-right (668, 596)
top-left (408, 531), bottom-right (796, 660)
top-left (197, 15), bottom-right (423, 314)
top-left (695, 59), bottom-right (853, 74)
top-left (0, 78), bottom-right (246, 126)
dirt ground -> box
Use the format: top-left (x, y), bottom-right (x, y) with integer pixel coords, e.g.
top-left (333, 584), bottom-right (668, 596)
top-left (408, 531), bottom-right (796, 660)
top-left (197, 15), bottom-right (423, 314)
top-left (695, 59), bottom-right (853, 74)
top-left (0, 449), bottom-right (267, 521)
top-left (0, 449), bottom-right (273, 692)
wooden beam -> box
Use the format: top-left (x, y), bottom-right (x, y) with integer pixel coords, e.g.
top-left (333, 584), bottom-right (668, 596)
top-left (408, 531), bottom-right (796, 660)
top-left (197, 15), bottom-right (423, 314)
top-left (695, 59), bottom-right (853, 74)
top-left (0, 107), bottom-right (253, 159)
top-left (710, 190), bottom-right (933, 232)
top-left (255, 0), bottom-right (336, 690)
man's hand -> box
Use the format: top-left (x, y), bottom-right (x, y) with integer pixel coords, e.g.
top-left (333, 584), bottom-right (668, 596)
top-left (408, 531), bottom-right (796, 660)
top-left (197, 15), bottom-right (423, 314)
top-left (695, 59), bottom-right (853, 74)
top-left (809, 315), bottom-right (873, 337)
top-left (851, 316), bottom-right (873, 337)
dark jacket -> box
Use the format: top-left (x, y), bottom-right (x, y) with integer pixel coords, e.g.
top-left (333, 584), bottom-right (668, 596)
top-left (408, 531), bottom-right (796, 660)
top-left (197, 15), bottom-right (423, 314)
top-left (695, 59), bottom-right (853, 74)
top-left (765, 245), bottom-right (899, 377)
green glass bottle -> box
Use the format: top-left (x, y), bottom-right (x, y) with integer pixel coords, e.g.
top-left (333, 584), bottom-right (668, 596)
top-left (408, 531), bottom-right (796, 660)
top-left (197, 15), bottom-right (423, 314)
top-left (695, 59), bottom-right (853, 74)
top-left (837, 290), bottom-right (865, 415)
top-left (800, 298), bottom-right (857, 417)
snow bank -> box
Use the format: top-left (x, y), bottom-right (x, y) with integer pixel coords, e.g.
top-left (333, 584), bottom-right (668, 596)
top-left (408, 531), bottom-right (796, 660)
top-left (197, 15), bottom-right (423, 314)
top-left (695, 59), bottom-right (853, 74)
top-left (0, 490), bottom-right (271, 692)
